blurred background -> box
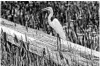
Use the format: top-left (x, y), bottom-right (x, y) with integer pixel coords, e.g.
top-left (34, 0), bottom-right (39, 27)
top-left (1, 1), bottom-right (99, 51)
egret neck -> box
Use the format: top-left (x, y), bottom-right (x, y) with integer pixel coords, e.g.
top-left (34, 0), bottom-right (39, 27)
top-left (48, 10), bottom-right (53, 24)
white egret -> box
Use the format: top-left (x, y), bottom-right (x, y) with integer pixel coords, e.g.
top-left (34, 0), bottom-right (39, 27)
top-left (42, 7), bottom-right (67, 51)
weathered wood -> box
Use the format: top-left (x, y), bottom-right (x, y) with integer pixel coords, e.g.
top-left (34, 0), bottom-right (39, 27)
top-left (0, 18), bottom-right (100, 58)
top-left (1, 34), bottom-right (99, 66)
top-left (0, 18), bottom-right (100, 66)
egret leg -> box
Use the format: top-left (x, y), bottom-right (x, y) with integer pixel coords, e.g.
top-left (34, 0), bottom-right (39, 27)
top-left (57, 34), bottom-right (61, 51)
top-left (57, 34), bottom-right (59, 51)
top-left (59, 35), bottom-right (61, 51)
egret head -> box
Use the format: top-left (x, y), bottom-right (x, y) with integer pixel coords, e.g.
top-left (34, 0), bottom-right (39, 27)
top-left (42, 7), bottom-right (53, 13)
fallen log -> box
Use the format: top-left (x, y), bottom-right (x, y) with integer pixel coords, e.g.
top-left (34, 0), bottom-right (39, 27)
top-left (0, 18), bottom-right (100, 66)
top-left (61, 39), bottom-right (100, 58)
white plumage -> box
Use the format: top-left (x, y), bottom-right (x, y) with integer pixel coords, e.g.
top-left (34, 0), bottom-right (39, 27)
top-left (42, 7), bottom-right (66, 41)
top-left (49, 18), bottom-right (66, 40)
top-left (42, 7), bottom-right (66, 51)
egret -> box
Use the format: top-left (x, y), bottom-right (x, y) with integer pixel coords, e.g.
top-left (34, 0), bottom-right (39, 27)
top-left (42, 7), bottom-right (67, 51)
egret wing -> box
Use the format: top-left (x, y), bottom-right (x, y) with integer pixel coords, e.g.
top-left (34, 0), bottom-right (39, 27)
top-left (50, 18), bottom-right (66, 40)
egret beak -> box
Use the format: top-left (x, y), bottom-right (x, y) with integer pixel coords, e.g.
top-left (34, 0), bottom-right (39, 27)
top-left (42, 8), bottom-right (48, 11)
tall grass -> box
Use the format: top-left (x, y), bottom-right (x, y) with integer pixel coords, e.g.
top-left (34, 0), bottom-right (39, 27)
top-left (1, 31), bottom-right (59, 66)
top-left (0, 28), bottom-right (99, 66)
